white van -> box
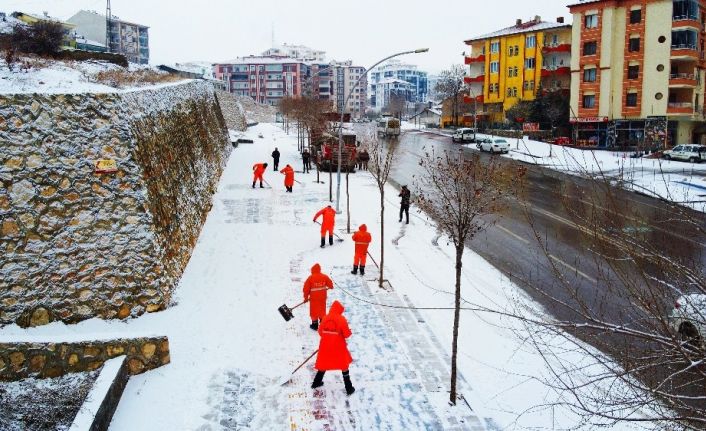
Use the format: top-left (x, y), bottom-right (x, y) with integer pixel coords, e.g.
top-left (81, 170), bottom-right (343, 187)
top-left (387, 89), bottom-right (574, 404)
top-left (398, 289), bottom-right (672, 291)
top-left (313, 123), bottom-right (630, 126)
top-left (452, 128), bottom-right (476, 143)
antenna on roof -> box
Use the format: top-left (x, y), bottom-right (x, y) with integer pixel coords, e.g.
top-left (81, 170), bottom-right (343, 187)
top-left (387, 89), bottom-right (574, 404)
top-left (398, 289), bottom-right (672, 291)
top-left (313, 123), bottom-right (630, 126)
top-left (105, 0), bottom-right (111, 53)
top-left (271, 22), bottom-right (275, 48)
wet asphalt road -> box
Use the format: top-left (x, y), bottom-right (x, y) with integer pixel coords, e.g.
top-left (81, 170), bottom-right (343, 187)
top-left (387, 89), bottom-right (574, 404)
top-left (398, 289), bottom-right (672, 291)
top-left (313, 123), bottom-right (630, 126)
top-left (378, 129), bottom-right (706, 325)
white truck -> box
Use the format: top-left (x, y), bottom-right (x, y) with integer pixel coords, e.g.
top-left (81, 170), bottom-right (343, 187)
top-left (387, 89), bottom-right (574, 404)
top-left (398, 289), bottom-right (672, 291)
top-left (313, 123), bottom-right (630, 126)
top-left (377, 117), bottom-right (401, 137)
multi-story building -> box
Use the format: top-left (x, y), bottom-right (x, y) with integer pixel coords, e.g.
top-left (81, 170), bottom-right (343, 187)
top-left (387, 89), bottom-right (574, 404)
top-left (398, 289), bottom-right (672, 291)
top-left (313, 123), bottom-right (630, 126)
top-left (568, 0), bottom-right (706, 148)
top-left (214, 55), bottom-right (367, 116)
top-left (11, 11), bottom-right (77, 50)
top-left (369, 60), bottom-right (428, 111)
top-left (463, 16), bottom-right (572, 124)
top-left (68, 10), bottom-right (149, 64)
top-left (262, 44), bottom-right (326, 62)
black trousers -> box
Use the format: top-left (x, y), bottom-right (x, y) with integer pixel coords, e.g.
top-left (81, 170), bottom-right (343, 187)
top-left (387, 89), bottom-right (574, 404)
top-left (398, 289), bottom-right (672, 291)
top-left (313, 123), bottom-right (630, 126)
top-left (273, 160), bottom-right (279, 170)
top-left (399, 205), bottom-right (409, 223)
top-left (303, 160), bottom-right (310, 173)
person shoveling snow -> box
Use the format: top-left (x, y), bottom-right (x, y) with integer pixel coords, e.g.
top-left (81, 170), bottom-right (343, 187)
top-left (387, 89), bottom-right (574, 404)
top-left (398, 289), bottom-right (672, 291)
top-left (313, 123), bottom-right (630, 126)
top-left (311, 300), bottom-right (355, 396)
top-left (302, 263), bottom-right (333, 330)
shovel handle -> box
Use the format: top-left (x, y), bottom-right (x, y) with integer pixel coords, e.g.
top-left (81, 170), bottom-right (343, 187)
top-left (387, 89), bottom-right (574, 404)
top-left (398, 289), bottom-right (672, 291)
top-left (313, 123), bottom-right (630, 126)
top-left (291, 301), bottom-right (307, 310)
top-left (290, 349), bottom-right (319, 376)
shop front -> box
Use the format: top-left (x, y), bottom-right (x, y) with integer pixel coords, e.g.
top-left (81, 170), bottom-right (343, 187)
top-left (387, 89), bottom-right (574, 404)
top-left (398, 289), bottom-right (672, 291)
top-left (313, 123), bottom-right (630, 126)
top-left (570, 117), bottom-right (609, 147)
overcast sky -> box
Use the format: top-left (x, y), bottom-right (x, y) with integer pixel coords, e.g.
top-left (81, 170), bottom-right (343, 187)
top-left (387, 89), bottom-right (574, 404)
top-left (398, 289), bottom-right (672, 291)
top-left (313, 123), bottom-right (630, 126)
top-left (4, 0), bottom-right (571, 74)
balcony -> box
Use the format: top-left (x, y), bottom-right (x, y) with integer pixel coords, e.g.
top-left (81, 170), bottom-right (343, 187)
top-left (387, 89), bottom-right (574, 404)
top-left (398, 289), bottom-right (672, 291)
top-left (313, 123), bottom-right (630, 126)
top-left (669, 72), bottom-right (698, 87)
top-left (464, 75), bottom-right (485, 83)
top-left (667, 102), bottom-right (694, 114)
top-left (463, 95), bottom-right (484, 104)
top-left (541, 66), bottom-right (570, 77)
top-left (542, 43), bottom-right (571, 53)
top-left (464, 54), bottom-right (485, 64)
top-left (671, 43), bottom-right (699, 60)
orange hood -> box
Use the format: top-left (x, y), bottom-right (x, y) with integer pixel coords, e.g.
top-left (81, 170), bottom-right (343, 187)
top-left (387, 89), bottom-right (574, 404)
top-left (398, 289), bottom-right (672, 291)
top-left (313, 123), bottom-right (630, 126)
top-left (311, 263), bottom-right (321, 274)
top-left (359, 224), bottom-right (367, 232)
top-left (330, 300), bottom-right (344, 315)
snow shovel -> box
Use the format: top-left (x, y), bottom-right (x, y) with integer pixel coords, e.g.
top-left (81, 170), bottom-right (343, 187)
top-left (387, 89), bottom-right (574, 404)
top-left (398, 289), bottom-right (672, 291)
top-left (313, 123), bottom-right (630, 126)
top-left (314, 221), bottom-right (345, 242)
top-left (278, 300), bottom-right (306, 321)
top-left (279, 349), bottom-right (319, 386)
top-left (262, 179), bottom-right (273, 189)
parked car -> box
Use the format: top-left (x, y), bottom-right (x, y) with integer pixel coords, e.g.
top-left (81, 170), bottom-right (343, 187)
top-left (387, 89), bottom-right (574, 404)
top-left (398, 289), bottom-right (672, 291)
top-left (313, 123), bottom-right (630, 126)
top-left (669, 294), bottom-right (706, 343)
top-left (452, 128), bottom-right (476, 143)
top-left (662, 145), bottom-right (706, 163)
top-left (475, 137), bottom-right (492, 149)
top-left (479, 138), bottom-right (510, 154)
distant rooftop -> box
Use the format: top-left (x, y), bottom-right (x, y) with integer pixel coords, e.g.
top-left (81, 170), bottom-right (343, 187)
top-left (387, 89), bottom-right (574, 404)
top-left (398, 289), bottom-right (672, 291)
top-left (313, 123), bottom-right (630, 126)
top-left (464, 16), bottom-right (570, 43)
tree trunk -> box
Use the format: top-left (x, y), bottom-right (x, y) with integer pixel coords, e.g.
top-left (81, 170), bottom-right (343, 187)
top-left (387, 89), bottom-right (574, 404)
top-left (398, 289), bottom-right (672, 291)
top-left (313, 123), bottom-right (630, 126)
top-left (329, 164), bottom-right (333, 202)
top-left (379, 191), bottom-right (385, 288)
top-left (450, 244), bottom-right (463, 405)
top-left (346, 170), bottom-right (351, 233)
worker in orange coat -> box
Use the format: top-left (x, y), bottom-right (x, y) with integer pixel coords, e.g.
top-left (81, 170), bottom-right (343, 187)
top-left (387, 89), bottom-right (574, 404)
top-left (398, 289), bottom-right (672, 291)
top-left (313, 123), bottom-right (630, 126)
top-left (280, 164), bottom-right (295, 193)
top-left (303, 263), bottom-right (333, 330)
top-left (311, 300), bottom-right (355, 395)
top-left (313, 205), bottom-right (336, 248)
top-left (252, 162), bottom-right (268, 188)
top-left (351, 224), bottom-right (371, 275)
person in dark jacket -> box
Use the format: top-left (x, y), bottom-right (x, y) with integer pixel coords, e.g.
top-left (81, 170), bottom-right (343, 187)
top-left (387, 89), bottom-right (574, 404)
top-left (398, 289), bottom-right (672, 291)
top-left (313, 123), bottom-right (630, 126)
top-left (302, 148), bottom-right (311, 173)
top-left (359, 149), bottom-right (369, 170)
top-left (399, 185), bottom-right (411, 224)
top-left (271, 148), bottom-right (280, 170)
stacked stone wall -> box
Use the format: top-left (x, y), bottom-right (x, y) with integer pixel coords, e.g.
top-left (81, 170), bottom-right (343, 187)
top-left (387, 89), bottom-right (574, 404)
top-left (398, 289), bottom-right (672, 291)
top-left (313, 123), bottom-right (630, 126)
top-left (0, 81), bottom-right (231, 326)
top-left (0, 336), bottom-right (169, 381)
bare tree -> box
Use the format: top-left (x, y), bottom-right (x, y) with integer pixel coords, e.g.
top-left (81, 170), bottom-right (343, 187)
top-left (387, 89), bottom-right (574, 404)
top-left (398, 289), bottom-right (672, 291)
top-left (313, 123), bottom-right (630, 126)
top-left (367, 129), bottom-right (398, 289)
top-left (416, 150), bottom-right (525, 405)
top-left (510, 159), bottom-right (706, 429)
top-left (435, 64), bottom-right (466, 127)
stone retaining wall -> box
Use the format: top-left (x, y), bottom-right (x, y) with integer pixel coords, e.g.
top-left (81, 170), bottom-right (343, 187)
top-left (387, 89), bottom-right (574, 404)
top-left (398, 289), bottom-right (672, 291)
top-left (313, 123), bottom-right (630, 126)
top-left (0, 81), bottom-right (231, 326)
top-left (0, 336), bottom-right (169, 381)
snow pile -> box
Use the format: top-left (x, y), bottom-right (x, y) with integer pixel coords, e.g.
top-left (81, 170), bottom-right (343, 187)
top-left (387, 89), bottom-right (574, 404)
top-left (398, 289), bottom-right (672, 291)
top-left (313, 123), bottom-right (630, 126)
top-left (0, 14), bottom-right (22, 34)
top-left (0, 57), bottom-right (187, 94)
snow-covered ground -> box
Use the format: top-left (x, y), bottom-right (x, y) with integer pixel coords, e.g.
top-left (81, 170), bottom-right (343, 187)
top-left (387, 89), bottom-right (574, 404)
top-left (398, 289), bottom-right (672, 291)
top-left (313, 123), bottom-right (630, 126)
top-left (0, 58), bottom-right (187, 94)
top-left (0, 124), bottom-right (653, 430)
top-left (463, 133), bottom-right (706, 212)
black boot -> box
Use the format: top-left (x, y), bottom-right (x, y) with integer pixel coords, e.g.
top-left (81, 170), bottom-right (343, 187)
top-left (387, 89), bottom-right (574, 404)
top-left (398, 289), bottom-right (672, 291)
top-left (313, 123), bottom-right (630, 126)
top-left (342, 370), bottom-right (355, 395)
top-left (360, 265), bottom-right (365, 276)
top-left (329, 235), bottom-right (334, 246)
top-left (310, 319), bottom-right (318, 330)
top-left (260, 183), bottom-right (265, 188)
top-left (311, 371), bottom-right (325, 389)
top-left (351, 265), bottom-right (358, 275)
top-left (320, 237), bottom-right (325, 248)
top-left (252, 182), bottom-right (256, 188)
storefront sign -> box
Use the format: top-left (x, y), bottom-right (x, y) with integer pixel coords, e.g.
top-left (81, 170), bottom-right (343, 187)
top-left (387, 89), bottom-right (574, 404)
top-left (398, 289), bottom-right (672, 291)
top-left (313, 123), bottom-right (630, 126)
top-left (570, 117), bottom-right (609, 123)
top-left (522, 122), bottom-right (540, 132)
top-left (94, 159), bottom-right (118, 174)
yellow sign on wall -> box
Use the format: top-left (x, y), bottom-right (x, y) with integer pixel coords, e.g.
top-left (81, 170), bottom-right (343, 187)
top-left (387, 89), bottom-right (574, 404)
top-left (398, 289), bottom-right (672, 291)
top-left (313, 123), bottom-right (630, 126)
top-left (94, 159), bottom-right (118, 174)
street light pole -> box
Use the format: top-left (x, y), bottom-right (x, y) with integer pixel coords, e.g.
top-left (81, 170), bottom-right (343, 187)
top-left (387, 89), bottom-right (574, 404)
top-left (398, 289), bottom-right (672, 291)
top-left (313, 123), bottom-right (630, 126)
top-left (335, 48), bottom-right (429, 213)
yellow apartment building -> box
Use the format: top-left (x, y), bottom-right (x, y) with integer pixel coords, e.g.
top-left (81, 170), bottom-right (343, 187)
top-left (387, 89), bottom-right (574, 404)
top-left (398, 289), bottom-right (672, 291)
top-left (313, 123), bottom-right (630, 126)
top-left (464, 16), bottom-right (573, 124)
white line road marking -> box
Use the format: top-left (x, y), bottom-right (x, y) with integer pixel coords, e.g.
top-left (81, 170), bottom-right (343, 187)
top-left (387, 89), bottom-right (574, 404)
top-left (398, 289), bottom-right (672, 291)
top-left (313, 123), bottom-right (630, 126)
top-left (549, 254), bottom-right (597, 283)
top-left (496, 224), bottom-right (530, 244)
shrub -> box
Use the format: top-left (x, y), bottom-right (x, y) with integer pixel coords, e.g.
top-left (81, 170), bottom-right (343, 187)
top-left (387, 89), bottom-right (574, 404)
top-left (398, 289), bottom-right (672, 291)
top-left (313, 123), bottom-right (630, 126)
top-left (11, 21), bottom-right (65, 56)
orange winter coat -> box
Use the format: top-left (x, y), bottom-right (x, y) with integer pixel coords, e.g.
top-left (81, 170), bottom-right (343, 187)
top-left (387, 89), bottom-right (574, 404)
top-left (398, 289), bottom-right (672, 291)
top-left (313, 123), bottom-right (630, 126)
top-left (315, 300), bottom-right (353, 371)
top-left (280, 165), bottom-right (295, 187)
top-left (314, 206), bottom-right (336, 232)
top-left (253, 163), bottom-right (266, 180)
top-left (352, 224), bottom-right (371, 255)
top-left (303, 263), bottom-right (333, 320)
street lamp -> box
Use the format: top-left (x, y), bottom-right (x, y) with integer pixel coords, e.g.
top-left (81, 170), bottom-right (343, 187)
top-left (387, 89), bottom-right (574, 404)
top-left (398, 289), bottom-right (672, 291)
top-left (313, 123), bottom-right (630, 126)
top-left (335, 48), bottom-right (429, 213)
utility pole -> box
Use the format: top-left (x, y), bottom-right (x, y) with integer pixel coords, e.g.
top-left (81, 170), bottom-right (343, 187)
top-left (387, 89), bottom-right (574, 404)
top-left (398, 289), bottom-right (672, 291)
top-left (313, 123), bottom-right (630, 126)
top-left (105, 0), bottom-right (111, 53)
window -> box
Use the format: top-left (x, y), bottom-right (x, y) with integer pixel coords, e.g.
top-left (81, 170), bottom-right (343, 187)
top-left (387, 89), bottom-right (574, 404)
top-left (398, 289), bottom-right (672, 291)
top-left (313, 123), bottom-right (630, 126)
top-left (672, 29), bottom-right (698, 49)
top-left (512, 87), bottom-right (518, 97)
top-left (551, 34), bottom-right (559, 45)
top-left (508, 67), bottom-right (514, 77)
top-left (490, 41), bottom-right (500, 53)
top-left (628, 65), bottom-right (639, 79)
top-left (583, 68), bottom-right (597, 82)
top-left (490, 61), bottom-right (499, 73)
top-left (630, 9), bottom-right (642, 24)
top-left (585, 14), bottom-right (599, 28)
top-left (508, 46), bottom-right (514, 56)
top-left (584, 41), bottom-right (597, 55)
top-left (514, 46), bottom-right (519, 55)
top-left (673, 0), bottom-right (699, 20)
top-left (626, 92), bottom-right (638, 107)
top-left (507, 87), bottom-right (512, 96)
top-left (523, 80), bottom-right (535, 91)
top-left (526, 35), bottom-right (536, 48)
top-left (629, 37), bottom-right (640, 52)
top-left (583, 94), bottom-right (596, 108)
top-left (525, 58), bottom-right (536, 69)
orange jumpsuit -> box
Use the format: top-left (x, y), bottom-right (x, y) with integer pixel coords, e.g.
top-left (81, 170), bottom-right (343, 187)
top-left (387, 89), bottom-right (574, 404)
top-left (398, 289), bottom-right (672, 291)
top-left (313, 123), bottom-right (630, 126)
top-left (314, 206), bottom-right (336, 238)
top-left (303, 263), bottom-right (333, 321)
top-left (253, 163), bottom-right (266, 183)
top-left (352, 224), bottom-right (371, 266)
top-left (315, 301), bottom-right (353, 371)
top-left (280, 165), bottom-right (294, 189)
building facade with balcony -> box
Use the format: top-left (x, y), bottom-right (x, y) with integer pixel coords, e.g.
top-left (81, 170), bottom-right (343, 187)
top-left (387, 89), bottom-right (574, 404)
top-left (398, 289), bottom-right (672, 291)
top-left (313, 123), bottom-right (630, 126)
top-left (464, 16), bottom-right (572, 124)
top-left (67, 10), bottom-right (149, 64)
top-left (568, 0), bottom-right (706, 148)
top-left (369, 60), bottom-right (428, 111)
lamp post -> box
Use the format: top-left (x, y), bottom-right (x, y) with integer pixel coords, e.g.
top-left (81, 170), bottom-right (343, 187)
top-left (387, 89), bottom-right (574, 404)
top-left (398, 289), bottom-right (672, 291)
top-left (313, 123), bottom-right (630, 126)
top-left (335, 48), bottom-right (429, 213)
